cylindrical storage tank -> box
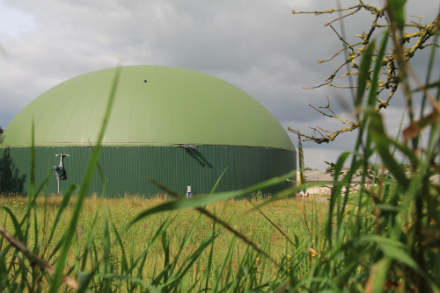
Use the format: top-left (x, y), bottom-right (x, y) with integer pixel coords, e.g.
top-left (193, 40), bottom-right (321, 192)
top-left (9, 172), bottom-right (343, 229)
top-left (0, 66), bottom-right (296, 197)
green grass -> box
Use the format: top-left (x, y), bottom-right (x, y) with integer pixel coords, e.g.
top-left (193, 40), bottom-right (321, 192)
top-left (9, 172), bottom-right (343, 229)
top-left (0, 1), bottom-right (439, 291)
top-left (0, 196), bottom-right (327, 292)
top-left (0, 195), bottom-right (327, 291)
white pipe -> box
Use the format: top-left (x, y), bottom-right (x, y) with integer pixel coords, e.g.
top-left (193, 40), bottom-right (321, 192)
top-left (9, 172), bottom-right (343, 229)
top-left (186, 186), bottom-right (191, 198)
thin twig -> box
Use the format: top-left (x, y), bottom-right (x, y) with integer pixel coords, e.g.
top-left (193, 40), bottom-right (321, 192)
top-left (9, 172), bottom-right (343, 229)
top-left (247, 200), bottom-right (296, 248)
top-left (0, 225), bottom-right (79, 290)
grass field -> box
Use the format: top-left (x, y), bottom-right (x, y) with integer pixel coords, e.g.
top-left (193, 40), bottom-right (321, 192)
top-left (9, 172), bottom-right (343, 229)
top-left (1, 3), bottom-right (439, 290)
top-left (0, 194), bottom-right (328, 291)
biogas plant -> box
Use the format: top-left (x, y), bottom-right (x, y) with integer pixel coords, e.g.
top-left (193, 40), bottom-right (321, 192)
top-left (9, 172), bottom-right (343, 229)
top-left (0, 66), bottom-right (296, 197)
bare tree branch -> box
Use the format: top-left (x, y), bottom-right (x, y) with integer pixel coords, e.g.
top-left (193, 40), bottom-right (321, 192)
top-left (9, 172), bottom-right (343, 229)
top-left (290, 1), bottom-right (440, 144)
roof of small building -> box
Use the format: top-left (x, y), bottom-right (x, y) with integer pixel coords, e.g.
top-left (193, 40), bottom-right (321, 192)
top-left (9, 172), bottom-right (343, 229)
top-left (1, 66), bottom-right (295, 151)
top-left (302, 169), bottom-right (439, 184)
top-left (303, 170), bottom-right (372, 183)
top-left (303, 170), bottom-right (334, 182)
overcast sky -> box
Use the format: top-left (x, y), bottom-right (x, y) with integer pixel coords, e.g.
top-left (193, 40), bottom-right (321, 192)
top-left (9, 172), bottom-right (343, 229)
top-left (1, 0), bottom-right (438, 169)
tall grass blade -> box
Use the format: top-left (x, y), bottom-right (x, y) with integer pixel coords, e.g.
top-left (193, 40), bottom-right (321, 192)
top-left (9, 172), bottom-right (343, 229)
top-left (210, 168), bottom-right (228, 195)
top-left (48, 65), bottom-right (121, 292)
top-left (367, 33), bottom-right (388, 108)
top-left (355, 40), bottom-right (375, 107)
top-left (368, 113), bottom-right (409, 189)
top-left (103, 201), bottom-right (111, 292)
top-left (44, 183), bottom-right (76, 256)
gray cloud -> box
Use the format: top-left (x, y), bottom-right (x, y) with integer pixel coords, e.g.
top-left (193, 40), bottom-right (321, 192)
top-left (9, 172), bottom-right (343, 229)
top-left (1, 0), bottom-right (438, 168)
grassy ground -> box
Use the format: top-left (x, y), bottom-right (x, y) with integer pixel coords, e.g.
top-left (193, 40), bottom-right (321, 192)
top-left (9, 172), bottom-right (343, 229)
top-left (0, 194), bottom-right (327, 291)
top-left (1, 4), bottom-right (438, 290)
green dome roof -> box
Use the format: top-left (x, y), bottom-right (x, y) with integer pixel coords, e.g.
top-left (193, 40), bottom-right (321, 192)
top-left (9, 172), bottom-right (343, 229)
top-left (1, 66), bottom-right (295, 151)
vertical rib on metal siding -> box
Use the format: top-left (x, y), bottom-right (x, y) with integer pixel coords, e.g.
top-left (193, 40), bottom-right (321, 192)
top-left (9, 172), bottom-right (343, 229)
top-left (0, 146), bottom-right (296, 198)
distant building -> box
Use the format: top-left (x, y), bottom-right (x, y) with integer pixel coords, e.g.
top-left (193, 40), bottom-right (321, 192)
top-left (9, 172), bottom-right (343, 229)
top-left (297, 168), bottom-right (439, 196)
top-left (297, 169), bottom-right (372, 195)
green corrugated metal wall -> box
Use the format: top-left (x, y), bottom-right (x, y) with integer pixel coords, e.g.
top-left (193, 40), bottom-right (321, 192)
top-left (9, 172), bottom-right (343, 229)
top-left (0, 146), bottom-right (296, 198)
